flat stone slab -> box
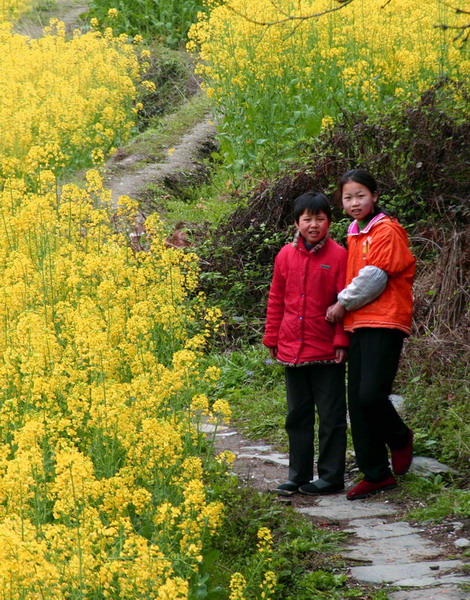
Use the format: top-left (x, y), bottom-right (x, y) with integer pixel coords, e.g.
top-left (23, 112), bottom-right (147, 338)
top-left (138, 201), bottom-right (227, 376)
top-left (199, 423), bottom-right (229, 434)
top-left (297, 495), bottom-right (397, 521)
top-left (240, 445), bottom-right (273, 452)
top-left (389, 585), bottom-right (470, 599)
top-left (344, 518), bottom-right (440, 563)
top-left (345, 518), bottom-right (424, 539)
top-left (389, 394), bottom-right (405, 412)
top-left (350, 559), bottom-right (466, 586)
top-left (345, 533), bottom-right (441, 564)
top-left (237, 452), bottom-right (289, 467)
top-left (410, 456), bottom-right (459, 476)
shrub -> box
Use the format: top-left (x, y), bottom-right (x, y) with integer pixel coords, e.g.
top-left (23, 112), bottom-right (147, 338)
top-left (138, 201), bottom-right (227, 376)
top-left (198, 81), bottom-right (469, 343)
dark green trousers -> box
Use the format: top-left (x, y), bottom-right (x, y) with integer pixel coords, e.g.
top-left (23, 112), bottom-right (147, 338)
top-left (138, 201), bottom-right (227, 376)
top-left (348, 328), bottom-right (410, 482)
top-left (285, 363), bottom-right (346, 486)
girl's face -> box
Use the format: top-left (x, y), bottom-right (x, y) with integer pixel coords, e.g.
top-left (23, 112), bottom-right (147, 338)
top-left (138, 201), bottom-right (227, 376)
top-left (342, 180), bottom-right (378, 221)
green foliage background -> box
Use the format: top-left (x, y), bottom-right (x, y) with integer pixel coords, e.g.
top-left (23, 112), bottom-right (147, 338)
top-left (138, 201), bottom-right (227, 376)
top-left (87, 0), bottom-right (205, 46)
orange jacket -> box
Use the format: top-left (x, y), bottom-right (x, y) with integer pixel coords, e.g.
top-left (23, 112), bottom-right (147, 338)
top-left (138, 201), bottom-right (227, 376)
top-left (343, 214), bottom-right (416, 335)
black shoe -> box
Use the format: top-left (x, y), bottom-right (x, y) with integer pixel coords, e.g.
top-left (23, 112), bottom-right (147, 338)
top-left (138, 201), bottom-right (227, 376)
top-left (270, 482), bottom-right (304, 496)
top-left (299, 481), bottom-right (344, 496)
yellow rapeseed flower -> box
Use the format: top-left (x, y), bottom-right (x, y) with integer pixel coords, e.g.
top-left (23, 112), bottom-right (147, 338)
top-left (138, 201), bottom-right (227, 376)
top-left (229, 572), bottom-right (247, 600)
top-left (0, 168), bottom-right (228, 595)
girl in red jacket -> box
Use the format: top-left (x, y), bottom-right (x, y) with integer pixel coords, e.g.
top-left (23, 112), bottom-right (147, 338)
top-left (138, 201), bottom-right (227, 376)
top-left (263, 192), bottom-right (349, 496)
top-left (327, 169), bottom-right (415, 500)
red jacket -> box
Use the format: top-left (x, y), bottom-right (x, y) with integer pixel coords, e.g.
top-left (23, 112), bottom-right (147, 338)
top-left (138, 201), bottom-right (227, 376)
top-left (263, 236), bottom-right (349, 364)
top-left (344, 214), bottom-right (416, 335)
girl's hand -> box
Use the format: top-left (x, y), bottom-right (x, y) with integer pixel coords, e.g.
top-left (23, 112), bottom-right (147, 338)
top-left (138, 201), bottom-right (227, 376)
top-left (269, 347), bottom-right (278, 359)
top-left (335, 348), bottom-right (347, 364)
top-left (326, 302), bottom-right (346, 323)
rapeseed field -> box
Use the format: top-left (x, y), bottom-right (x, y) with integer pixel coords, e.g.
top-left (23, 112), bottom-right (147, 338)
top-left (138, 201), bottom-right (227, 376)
top-left (188, 0), bottom-right (469, 168)
top-left (4, 0), bottom-right (466, 596)
top-left (0, 8), bottom-right (244, 599)
top-left (0, 0), bottom-right (34, 22)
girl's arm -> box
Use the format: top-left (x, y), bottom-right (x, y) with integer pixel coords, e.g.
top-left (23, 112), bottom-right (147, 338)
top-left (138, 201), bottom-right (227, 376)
top-left (337, 265), bottom-right (388, 310)
top-left (327, 220), bottom-right (414, 322)
top-left (326, 266), bottom-right (387, 322)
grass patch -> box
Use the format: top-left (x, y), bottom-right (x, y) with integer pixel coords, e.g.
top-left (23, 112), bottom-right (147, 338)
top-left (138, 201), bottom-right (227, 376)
top-left (136, 43), bottom-right (201, 127)
top-left (207, 473), bottom-right (388, 599)
top-left (394, 473), bottom-right (470, 523)
top-left (148, 90), bottom-right (212, 145)
top-left (205, 345), bottom-right (287, 449)
top-left (155, 165), bottom-right (242, 229)
top-left (408, 487), bottom-right (470, 523)
top-left (396, 344), bottom-right (469, 471)
top-left (116, 92), bottom-right (212, 167)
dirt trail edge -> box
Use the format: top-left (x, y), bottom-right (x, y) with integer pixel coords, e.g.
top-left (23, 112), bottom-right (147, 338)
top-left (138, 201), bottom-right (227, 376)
top-left (201, 421), bottom-right (469, 599)
top-left (106, 118), bottom-right (217, 206)
top-left (14, 0), bottom-right (88, 38)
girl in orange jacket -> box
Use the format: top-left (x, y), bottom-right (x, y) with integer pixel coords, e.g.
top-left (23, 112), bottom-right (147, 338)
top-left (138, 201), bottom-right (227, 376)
top-left (327, 169), bottom-right (416, 500)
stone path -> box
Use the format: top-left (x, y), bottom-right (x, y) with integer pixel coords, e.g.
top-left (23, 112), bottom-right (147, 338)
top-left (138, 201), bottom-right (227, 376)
top-left (202, 422), bottom-right (470, 599)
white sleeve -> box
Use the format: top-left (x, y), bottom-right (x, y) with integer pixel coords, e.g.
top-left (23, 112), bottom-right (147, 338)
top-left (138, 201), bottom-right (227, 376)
top-left (338, 265), bottom-right (388, 310)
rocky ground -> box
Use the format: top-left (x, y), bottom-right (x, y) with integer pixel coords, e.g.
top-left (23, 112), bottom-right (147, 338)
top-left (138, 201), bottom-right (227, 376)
top-left (203, 419), bottom-right (469, 599)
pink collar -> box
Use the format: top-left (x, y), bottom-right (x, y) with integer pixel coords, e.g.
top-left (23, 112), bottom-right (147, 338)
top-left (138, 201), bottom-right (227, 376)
top-left (347, 213), bottom-right (387, 235)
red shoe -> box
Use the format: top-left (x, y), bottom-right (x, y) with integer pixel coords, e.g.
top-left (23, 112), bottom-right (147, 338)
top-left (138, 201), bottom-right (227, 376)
top-left (391, 429), bottom-right (414, 475)
top-left (346, 477), bottom-right (397, 500)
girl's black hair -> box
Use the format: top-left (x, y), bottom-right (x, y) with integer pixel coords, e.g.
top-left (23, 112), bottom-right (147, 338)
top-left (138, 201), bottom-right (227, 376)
top-left (338, 168), bottom-right (389, 216)
top-left (338, 168), bottom-right (377, 195)
top-left (293, 192), bottom-right (332, 223)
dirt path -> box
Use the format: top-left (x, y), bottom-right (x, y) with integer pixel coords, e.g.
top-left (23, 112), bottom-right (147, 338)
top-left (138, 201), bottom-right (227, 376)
top-left (105, 118), bottom-right (217, 205)
top-left (202, 420), bottom-right (470, 599)
top-left (14, 0), bottom-right (88, 38)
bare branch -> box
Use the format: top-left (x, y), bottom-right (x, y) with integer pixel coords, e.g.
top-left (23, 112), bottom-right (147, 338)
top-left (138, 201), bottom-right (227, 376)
top-left (434, 22), bottom-right (470, 44)
top-left (436, 1), bottom-right (470, 44)
top-left (438, 0), bottom-right (470, 15)
top-left (225, 0), bottom-right (355, 28)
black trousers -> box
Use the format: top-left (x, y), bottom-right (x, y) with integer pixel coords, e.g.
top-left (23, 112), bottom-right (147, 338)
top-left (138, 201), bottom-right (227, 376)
top-left (285, 363), bottom-right (346, 486)
top-left (348, 328), bottom-right (410, 482)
